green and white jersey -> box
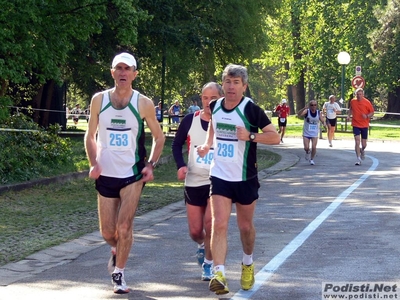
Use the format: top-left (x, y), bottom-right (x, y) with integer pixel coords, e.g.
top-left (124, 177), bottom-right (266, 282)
top-left (96, 89), bottom-right (146, 179)
top-left (210, 97), bottom-right (269, 182)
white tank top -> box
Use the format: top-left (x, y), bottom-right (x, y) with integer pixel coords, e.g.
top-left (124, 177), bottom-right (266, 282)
top-left (185, 111), bottom-right (212, 187)
top-left (210, 97), bottom-right (252, 182)
top-left (303, 109), bottom-right (320, 138)
top-left (96, 89), bottom-right (146, 178)
top-left (323, 102), bottom-right (341, 119)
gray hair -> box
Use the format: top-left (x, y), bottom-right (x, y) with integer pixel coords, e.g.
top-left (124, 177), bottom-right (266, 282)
top-left (202, 82), bottom-right (224, 96)
top-left (222, 64), bottom-right (248, 85)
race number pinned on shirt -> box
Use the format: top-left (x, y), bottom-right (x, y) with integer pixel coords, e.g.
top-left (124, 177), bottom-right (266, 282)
top-left (106, 128), bottom-right (132, 150)
top-left (214, 122), bottom-right (239, 162)
top-left (216, 141), bottom-right (238, 162)
top-left (309, 124), bottom-right (318, 132)
top-left (194, 146), bottom-right (214, 169)
top-left (280, 117), bottom-right (286, 123)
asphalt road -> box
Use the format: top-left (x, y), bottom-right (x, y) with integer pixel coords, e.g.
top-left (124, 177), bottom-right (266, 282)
top-left (1, 137), bottom-right (399, 300)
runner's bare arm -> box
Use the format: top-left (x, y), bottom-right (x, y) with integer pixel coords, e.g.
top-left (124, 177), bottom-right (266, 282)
top-left (84, 92), bottom-right (102, 179)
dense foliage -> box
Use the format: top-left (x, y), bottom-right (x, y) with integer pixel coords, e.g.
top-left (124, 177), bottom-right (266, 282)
top-left (0, 0), bottom-right (279, 123)
top-left (1, 0), bottom-right (400, 126)
top-left (0, 115), bottom-right (74, 184)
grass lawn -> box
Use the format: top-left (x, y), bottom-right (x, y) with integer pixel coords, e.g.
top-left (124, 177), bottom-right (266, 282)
top-left (66, 118), bottom-right (89, 131)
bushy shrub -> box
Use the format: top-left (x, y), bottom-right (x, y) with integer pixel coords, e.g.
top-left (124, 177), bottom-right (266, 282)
top-left (0, 114), bottom-right (73, 184)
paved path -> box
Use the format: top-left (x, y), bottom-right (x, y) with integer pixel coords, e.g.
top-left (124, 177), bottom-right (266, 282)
top-left (1, 137), bottom-right (399, 300)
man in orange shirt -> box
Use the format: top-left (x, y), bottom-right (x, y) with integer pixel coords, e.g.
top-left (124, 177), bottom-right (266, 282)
top-left (347, 88), bottom-right (374, 165)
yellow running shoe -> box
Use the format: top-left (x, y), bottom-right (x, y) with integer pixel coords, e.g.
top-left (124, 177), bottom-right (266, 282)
top-left (241, 263), bottom-right (255, 290)
top-left (209, 271), bottom-right (229, 295)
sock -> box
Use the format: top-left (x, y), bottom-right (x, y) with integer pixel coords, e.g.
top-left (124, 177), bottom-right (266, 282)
top-left (113, 267), bottom-right (124, 276)
top-left (198, 242), bottom-right (205, 249)
top-left (214, 265), bottom-right (225, 276)
top-left (204, 258), bottom-right (213, 265)
top-left (243, 252), bottom-right (253, 265)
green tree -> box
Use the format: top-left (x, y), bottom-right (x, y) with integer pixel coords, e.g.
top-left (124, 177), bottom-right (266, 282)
top-left (135, 0), bottom-right (280, 109)
top-left (258, 0), bottom-right (383, 112)
top-left (370, 0), bottom-right (400, 118)
top-left (0, 0), bottom-right (143, 125)
top-left (1, 0), bottom-right (280, 125)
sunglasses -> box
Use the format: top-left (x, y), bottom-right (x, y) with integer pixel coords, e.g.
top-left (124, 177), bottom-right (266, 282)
top-left (310, 104), bottom-right (317, 106)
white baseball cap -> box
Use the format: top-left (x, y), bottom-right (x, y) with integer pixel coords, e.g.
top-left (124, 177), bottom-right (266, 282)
top-left (282, 99), bottom-right (287, 103)
top-left (112, 52), bottom-right (137, 69)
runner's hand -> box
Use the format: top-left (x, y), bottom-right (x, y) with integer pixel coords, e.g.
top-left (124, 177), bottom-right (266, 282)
top-left (197, 144), bottom-right (210, 158)
top-left (89, 164), bottom-right (102, 180)
top-left (141, 165), bottom-right (154, 182)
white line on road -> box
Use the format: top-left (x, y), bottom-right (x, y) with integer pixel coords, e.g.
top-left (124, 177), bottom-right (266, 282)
top-left (231, 155), bottom-right (379, 300)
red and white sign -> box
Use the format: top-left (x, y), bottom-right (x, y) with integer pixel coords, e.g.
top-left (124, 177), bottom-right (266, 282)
top-left (351, 75), bottom-right (365, 89)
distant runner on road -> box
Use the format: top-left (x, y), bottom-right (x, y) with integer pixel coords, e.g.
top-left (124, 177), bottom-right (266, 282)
top-left (347, 88), bottom-right (374, 166)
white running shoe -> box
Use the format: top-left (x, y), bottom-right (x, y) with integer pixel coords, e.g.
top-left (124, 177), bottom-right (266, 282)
top-left (112, 272), bottom-right (129, 294)
top-left (310, 159), bottom-right (315, 165)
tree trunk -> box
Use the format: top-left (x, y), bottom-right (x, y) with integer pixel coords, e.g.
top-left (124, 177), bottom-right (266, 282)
top-left (287, 84), bottom-right (294, 115)
top-left (386, 86), bottom-right (400, 119)
top-left (0, 79), bottom-right (8, 97)
top-left (308, 81), bottom-right (315, 102)
top-left (285, 62), bottom-right (294, 115)
top-left (292, 70), bottom-right (306, 112)
top-left (291, 2), bottom-right (306, 112)
top-left (32, 85), bottom-right (44, 124)
top-left (41, 80), bottom-right (55, 127)
top-left (202, 46), bottom-right (216, 83)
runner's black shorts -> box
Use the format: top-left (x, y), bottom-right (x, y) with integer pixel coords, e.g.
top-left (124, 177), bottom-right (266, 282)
top-left (326, 117), bottom-right (337, 127)
top-left (353, 127), bottom-right (369, 139)
top-left (184, 185), bottom-right (210, 207)
top-left (95, 174), bottom-right (144, 198)
top-left (278, 118), bottom-right (287, 127)
top-left (210, 176), bottom-right (260, 205)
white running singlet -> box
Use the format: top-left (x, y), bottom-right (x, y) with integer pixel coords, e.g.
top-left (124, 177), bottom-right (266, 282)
top-left (96, 89), bottom-right (146, 178)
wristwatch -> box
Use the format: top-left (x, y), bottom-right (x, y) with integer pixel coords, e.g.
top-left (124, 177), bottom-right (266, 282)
top-left (249, 132), bottom-right (256, 142)
top-left (148, 160), bottom-right (157, 169)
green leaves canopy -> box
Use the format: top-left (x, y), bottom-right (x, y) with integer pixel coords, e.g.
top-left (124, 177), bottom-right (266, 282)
top-left (0, 0), bottom-right (141, 102)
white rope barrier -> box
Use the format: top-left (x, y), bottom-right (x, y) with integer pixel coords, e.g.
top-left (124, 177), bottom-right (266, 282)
top-left (8, 106), bottom-right (67, 114)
